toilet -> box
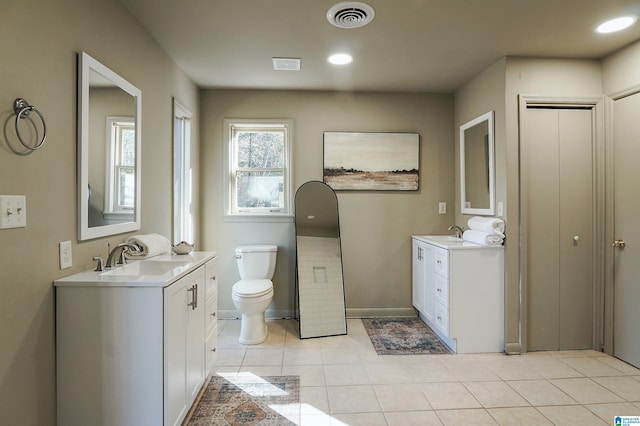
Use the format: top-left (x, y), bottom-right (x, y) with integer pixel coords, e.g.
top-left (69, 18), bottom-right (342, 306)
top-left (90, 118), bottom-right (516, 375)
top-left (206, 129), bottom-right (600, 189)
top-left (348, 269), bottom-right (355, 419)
top-left (232, 245), bottom-right (278, 344)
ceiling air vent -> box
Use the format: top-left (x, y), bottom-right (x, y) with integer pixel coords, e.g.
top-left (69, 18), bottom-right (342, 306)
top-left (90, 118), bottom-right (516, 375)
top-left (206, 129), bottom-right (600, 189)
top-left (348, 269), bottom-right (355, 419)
top-left (327, 2), bottom-right (375, 29)
top-left (272, 57), bottom-right (301, 71)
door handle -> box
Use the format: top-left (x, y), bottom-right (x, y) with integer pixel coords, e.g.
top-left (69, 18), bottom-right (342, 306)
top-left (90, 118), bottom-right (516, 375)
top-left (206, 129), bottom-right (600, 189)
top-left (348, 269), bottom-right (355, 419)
top-left (613, 239), bottom-right (626, 249)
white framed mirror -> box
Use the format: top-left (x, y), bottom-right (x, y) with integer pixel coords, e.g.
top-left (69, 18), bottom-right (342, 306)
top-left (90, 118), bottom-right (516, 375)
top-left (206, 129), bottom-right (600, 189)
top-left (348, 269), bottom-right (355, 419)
top-left (460, 111), bottom-right (495, 216)
top-left (78, 52), bottom-right (142, 240)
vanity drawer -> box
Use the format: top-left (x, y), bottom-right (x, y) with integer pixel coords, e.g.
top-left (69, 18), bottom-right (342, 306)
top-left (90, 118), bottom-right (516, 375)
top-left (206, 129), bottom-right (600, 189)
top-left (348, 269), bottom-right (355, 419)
top-left (205, 293), bottom-right (218, 335)
top-left (205, 326), bottom-right (218, 375)
top-left (434, 302), bottom-right (449, 335)
top-left (434, 274), bottom-right (449, 307)
top-left (433, 247), bottom-right (449, 278)
top-left (204, 259), bottom-right (218, 300)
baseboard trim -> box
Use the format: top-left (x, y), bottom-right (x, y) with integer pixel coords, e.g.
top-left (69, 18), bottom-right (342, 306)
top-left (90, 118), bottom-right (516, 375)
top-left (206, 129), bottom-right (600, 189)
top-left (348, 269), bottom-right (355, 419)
top-left (219, 308), bottom-right (415, 320)
top-left (218, 309), bottom-right (294, 320)
top-left (505, 342), bottom-right (522, 354)
top-left (346, 307), bottom-right (416, 318)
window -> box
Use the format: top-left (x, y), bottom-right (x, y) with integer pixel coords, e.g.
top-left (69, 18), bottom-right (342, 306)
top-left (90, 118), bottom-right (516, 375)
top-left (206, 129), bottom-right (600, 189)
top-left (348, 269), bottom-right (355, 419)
top-left (106, 116), bottom-right (135, 214)
top-left (225, 119), bottom-right (293, 218)
top-left (173, 101), bottom-right (194, 243)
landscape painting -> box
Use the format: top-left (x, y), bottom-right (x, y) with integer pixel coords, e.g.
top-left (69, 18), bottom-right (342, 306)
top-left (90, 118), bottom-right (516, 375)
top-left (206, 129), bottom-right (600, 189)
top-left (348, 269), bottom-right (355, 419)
top-left (323, 132), bottom-right (420, 191)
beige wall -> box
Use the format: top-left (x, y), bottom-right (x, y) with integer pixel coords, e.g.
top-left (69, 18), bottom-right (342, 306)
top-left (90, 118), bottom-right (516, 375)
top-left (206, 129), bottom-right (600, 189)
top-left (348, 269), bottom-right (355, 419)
top-left (454, 58), bottom-right (603, 353)
top-left (504, 58), bottom-right (602, 352)
top-left (603, 40), bottom-right (640, 96)
top-left (0, 0), bottom-right (198, 424)
top-left (200, 90), bottom-right (455, 318)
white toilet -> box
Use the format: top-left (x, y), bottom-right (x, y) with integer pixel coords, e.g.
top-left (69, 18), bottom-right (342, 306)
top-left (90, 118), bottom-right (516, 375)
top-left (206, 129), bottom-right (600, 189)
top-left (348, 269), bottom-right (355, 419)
top-left (232, 245), bottom-right (278, 344)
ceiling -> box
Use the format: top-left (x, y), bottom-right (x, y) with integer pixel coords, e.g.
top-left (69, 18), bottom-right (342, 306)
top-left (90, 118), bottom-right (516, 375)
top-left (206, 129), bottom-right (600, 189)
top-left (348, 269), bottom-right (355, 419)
top-left (121, 0), bottom-right (640, 93)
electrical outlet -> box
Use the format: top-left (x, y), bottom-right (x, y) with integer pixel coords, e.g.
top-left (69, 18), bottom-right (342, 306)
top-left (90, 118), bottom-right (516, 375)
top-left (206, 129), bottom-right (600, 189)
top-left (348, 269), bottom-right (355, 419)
top-left (0, 195), bottom-right (27, 229)
top-left (60, 241), bottom-right (72, 270)
top-left (438, 202), bottom-right (446, 214)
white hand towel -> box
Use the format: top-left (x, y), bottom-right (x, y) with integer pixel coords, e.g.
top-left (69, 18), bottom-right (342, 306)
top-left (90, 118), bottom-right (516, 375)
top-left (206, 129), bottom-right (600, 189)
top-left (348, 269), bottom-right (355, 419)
top-left (467, 216), bottom-right (505, 234)
top-left (462, 229), bottom-right (504, 246)
top-left (125, 233), bottom-right (172, 259)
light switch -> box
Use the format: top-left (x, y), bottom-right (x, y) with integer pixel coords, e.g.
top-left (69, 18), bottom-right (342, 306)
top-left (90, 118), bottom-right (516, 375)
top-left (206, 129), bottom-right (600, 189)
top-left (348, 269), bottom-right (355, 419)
top-left (497, 202), bottom-right (504, 217)
top-left (0, 195), bottom-right (26, 229)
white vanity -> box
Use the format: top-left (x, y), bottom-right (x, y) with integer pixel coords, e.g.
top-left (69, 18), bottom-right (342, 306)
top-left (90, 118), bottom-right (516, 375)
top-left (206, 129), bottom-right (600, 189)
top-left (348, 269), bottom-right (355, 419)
top-left (54, 251), bottom-right (217, 426)
top-left (412, 236), bottom-right (503, 353)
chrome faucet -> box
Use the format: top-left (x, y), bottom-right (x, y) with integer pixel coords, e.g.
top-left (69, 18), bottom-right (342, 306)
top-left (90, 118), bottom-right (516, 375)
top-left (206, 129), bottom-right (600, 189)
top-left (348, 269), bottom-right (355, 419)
top-left (447, 225), bottom-right (464, 239)
top-left (105, 242), bottom-right (140, 269)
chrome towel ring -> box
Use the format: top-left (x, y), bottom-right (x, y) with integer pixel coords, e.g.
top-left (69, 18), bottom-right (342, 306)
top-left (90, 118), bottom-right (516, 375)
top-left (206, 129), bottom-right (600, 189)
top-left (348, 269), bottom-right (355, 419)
top-left (13, 98), bottom-right (47, 151)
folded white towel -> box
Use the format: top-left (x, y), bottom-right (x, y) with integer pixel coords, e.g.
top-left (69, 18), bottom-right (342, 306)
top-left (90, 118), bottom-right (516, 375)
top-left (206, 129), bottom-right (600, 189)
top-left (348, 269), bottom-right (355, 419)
top-left (462, 229), bottom-right (504, 246)
top-left (125, 233), bottom-right (172, 259)
top-left (467, 216), bottom-right (505, 234)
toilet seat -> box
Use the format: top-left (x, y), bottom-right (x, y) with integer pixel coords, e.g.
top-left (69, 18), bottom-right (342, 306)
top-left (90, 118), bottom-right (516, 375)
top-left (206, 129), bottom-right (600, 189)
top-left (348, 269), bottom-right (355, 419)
top-left (232, 279), bottom-right (273, 298)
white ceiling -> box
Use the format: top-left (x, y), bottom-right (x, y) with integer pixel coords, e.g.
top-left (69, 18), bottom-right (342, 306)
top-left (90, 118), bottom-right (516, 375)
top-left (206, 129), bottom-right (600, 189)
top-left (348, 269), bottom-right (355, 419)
top-left (121, 0), bottom-right (640, 93)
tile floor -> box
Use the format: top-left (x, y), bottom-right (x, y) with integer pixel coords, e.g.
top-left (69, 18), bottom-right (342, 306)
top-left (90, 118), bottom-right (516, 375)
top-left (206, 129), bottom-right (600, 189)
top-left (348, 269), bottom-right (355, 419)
top-left (213, 319), bottom-right (640, 425)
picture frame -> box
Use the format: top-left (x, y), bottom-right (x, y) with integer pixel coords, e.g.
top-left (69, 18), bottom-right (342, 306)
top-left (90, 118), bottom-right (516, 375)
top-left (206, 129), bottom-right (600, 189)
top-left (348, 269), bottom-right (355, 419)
top-left (323, 131), bottom-right (420, 191)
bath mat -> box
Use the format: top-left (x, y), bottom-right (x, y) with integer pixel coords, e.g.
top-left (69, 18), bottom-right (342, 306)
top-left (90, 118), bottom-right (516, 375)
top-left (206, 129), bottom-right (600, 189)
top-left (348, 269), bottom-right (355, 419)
top-left (362, 317), bottom-right (451, 355)
top-left (185, 375), bottom-right (300, 425)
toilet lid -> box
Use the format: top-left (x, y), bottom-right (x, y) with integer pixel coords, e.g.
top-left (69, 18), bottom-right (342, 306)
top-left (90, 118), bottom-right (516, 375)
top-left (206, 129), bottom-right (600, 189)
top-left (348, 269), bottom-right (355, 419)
top-left (233, 279), bottom-right (273, 297)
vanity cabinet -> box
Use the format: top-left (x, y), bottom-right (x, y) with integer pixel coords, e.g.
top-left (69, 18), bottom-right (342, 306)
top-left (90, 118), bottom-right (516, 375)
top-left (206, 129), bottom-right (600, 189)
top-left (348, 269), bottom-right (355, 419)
top-left (412, 236), bottom-right (503, 353)
top-left (55, 252), bottom-right (216, 426)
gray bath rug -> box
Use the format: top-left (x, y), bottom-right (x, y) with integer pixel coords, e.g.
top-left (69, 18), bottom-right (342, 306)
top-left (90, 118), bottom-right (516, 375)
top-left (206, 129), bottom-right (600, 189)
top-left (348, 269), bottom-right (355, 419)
top-left (362, 317), bottom-right (451, 355)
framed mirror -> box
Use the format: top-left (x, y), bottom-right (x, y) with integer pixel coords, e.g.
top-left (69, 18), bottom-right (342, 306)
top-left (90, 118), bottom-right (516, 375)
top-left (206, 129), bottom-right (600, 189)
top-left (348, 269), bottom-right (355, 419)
top-left (460, 111), bottom-right (495, 216)
top-left (78, 52), bottom-right (141, 240)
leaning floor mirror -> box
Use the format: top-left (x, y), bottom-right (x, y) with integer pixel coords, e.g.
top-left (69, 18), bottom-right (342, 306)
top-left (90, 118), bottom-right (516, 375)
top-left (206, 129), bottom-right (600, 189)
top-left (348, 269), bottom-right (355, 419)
top-left (294, 181), bottom-right (347, 338)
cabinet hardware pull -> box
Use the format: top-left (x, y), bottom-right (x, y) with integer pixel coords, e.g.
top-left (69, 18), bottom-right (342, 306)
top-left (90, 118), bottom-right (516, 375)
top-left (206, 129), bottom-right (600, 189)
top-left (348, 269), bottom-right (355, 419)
top-left (211, 348), bottom-right (216, 352)
top-left (211, 312), bottom-right (216, 317)
top-left (187, 285), bottom-right (198, 310)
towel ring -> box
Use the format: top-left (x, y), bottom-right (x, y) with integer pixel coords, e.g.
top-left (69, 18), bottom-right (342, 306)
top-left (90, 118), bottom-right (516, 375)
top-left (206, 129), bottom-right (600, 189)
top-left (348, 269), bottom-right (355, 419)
top-left (13, 98), bottom-right (47, 151)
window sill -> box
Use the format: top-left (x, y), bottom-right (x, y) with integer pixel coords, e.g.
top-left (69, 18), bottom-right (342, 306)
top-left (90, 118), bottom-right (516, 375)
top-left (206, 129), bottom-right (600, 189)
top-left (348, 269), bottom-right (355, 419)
top-left (224, 214), bottom-right (294, 223)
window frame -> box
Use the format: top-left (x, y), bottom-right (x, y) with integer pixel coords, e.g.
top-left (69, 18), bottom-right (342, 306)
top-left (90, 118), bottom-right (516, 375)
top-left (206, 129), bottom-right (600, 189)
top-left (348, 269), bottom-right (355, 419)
top-left (173, 100), bottom-right (194, 244)
top-left (105, 116), bottom-right (135, 215)
top-left (224, 118), bottom-right (293, 221)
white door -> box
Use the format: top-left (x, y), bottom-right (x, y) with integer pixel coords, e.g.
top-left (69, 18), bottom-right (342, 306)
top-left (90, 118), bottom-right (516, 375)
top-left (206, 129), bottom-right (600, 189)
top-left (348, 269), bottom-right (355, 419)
top-left (613, 94), bottom-right (640, 368)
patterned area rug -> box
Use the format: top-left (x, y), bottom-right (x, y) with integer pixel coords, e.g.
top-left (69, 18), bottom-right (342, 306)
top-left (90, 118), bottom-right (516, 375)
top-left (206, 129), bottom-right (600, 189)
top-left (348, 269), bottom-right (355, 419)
top-left (362, 317), bottom-right (451, 355)
top-left (186, 375), bottom-right (300, 425)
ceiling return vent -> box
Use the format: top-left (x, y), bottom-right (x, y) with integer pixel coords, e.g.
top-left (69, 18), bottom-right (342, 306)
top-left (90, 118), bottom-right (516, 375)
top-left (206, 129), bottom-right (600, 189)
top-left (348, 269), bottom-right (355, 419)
top-left (327, 2), bottom-right (375, 29)
top-left (272, 57), bottom-right (301, 71)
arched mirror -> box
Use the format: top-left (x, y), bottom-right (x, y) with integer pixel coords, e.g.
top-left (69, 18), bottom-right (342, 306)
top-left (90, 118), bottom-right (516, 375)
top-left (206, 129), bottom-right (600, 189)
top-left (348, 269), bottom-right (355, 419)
top-left (78, 52), bottom-right (141, 240)
top-left (460, 111), bottom-right (495, 215)
top-left (295, 181), bottom-right (347, 338)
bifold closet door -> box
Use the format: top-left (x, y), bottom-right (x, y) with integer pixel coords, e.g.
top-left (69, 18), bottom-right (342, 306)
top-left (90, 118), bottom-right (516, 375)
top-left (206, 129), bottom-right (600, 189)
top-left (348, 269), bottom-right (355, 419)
top-left (524, 108), bottom-right (593, 351)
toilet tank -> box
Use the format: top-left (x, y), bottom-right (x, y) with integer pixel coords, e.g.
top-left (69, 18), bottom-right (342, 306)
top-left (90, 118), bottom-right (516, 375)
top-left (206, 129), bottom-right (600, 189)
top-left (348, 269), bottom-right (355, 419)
top-left (235, 245), bottom-right (278, 280)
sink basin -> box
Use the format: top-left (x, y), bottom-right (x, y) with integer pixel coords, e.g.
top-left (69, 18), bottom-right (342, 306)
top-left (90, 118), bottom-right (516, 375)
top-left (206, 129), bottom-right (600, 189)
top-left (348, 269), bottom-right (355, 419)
top-left (422, 235), bottom-right (462, 242)
top-left (101, 260), bottom-right (189, 277)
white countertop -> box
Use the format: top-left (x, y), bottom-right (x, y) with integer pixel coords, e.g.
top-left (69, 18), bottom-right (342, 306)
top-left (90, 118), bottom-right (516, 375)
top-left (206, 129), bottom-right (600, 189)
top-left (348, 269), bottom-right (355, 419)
top-left (412, 235), bottom-right (503, 250)
top-left (54, 251), bottom-right (217, 287)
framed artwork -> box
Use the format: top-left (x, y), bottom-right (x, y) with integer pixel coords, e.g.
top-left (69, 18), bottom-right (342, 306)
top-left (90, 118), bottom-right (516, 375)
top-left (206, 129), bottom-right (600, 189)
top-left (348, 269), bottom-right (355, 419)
top-left (323, 132), bottom-right (420, 191)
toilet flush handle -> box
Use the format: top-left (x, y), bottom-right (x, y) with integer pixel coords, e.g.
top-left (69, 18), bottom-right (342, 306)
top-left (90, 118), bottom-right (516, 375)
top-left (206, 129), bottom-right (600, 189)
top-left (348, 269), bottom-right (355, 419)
top-left (235, 253), bottom-right (242, 259)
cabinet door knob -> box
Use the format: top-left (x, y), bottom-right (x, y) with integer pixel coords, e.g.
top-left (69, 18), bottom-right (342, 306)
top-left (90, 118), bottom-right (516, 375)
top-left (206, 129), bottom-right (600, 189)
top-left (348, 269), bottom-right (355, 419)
top-left (211, 312), bottom-right (216, 317)
top-left (211, 348), bottom-right (216, 352)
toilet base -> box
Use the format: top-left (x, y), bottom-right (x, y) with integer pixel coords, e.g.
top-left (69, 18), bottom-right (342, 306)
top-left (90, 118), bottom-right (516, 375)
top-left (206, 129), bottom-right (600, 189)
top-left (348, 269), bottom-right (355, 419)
top-left (238, 313), bottom-right (268, 345)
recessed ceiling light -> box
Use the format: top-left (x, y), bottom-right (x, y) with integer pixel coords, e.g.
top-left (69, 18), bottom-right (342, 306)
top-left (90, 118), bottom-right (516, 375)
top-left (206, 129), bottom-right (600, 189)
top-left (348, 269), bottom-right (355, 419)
top-left (596, 16), bottom-right (637, 33)
top-left (328, 53), bottom-right (353, 65)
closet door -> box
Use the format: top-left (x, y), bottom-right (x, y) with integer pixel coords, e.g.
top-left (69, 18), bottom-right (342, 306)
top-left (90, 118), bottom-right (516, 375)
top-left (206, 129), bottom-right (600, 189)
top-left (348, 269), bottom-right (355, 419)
top-left (612, 94), bottom-right (640, 368)
top-left (524, 108), bottom-right (594, 351)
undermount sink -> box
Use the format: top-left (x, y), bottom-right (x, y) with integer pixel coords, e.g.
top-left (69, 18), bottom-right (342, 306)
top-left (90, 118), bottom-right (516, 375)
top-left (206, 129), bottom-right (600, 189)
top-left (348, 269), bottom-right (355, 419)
top-left (101, 260), bottom-right (189, 277)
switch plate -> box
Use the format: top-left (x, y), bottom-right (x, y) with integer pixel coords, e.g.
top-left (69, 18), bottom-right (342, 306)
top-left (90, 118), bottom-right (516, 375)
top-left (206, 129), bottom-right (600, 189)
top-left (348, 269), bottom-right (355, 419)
top-left (60, 240), bottom-right (72, 270)
top-left (0, 195), bottom-right (26, 229)
top-left (497, 202), bottom-right (504, 217)
top-left (438, 202), bottom-right (446, 214)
